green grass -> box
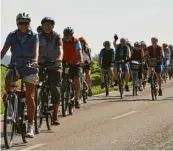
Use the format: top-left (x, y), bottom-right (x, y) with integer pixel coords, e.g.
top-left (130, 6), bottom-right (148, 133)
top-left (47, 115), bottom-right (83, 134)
top-left (0, 61), bottom-right (123, 114)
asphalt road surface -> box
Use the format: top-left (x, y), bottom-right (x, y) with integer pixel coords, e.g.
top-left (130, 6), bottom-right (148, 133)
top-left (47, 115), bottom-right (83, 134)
top-left (1, 80), bottom-right (173, 150)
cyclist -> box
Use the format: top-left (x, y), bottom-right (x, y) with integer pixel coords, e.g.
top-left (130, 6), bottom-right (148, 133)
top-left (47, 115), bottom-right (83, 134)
top-left (141, 41), bottom-right (147, 53)
top-left (38, 17), bottom-right (63, 125)
top-left (62, 27), bottom-right (83, 109)
top-left (99, 41), bottom-right (115, 89)
top-left (162, 43), bottom-right (171, 81)
top-left (169, 44), bottom-right (173, 76)
top-left (146, 37), bottom-right (164, 96)
top-left (0, 12), bottom-right (39, 138)
top-left (131, 42), bottom-right (145, 91)
top-left (79, 37), bottom-right (93, 96)
top-left (37, 25), bottom-right (42, 33)
top-left (114, 38), bottom-right (131, 91)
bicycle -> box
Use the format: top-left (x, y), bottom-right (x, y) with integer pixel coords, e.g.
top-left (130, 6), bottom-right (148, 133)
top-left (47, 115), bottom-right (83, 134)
top-left (168, 63), bottom-right (172, 80)
top-left (34, 60), bottom-right (60, 134)
top-left (2, 63), bottom-right (34, 149)
top-left (146, 57), bottom-right (159, 101)
top-left (130, 60), bottom-right (141, 96)
top-left (115, 60), bottom-right (125, 99)
top-left (61, 62), bottom-right (75, 117)
top-left (101, 67), bottom-right (110, 96)
top-left (80, 63), bottom-right (89, 103)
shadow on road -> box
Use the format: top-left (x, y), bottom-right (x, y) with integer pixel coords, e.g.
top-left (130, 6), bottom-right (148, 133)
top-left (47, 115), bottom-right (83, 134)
top-left (1, 142), bottom-right (26, 150)
top-left (108, 98), bottom-right (152, 102)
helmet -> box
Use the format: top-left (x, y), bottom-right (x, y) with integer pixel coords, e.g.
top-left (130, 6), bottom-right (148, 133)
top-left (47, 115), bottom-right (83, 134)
top-left (103, 41), bottom-right (111, 47)
top-left (37, 25), bottom-right (42, 33)
top-left (16, 12), bottom-right (31, 22)
top-left (41, 17), bottom-right (55, 25)
top-left (151, 37), bottom-right (158, 42)
top-left (141, 41), bottom-right (146, 46)
top-left (63, 27), bottom-right (74, 36)
top-left (162, 43), bottom-right (168, 48)
top-left (168, 44), bottom-right (173, 50)
top-left (134, 42), bottom-right (141, 47)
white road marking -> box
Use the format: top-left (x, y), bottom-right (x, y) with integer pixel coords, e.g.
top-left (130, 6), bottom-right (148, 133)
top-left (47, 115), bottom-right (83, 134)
top-left (20, 143), bottom-right (45, 150)
top-left (111, 111), bottom-right (138, 120)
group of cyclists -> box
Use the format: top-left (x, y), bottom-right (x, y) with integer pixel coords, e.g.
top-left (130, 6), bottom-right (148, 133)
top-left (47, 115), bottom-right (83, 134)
top-left (0, 12), bottom-right (173, 143)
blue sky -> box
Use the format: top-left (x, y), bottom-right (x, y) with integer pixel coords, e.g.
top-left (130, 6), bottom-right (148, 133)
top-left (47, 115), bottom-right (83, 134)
top-left (1, 0), bottom-right (173, 55)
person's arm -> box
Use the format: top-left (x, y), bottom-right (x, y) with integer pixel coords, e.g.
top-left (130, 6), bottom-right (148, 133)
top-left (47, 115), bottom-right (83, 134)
top-left (112, 49), bottom-right (115, 62)
top-left (99, 49), bottom-right (103, 66)
top-left (88, 47), bottom-right (93, 62)
top-left (56, 35), bottom-right (63, 61)
top-left (0, 33), bottom-right (12, 59)
top-left (76, 41), bottom-right (83, 63)
top-left (33, 34), bottom-right (39, 63)
top-left (127, 46), bottom-right (131, 58)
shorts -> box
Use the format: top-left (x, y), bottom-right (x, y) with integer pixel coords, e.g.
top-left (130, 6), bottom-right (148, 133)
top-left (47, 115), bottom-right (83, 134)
top-left (39, 69), bottom-right (61, 104)
top-left (115, 62), bottom-right (129, 73)
top-left (6, 67), bottom-right (39, 85)
top-left (69, 65), bottom-right (82, 78)
top-left (101, 67), bottom-right (113, 74)
top-left (163, 59), bottom-right (170, 69)
top-left (149, 66), bottom-right (162, 73)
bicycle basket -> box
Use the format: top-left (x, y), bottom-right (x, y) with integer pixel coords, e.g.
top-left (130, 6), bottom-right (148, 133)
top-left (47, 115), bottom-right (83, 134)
top-left (130, 60), bottom-right (141, 71)
top-left (147, 58), bottom-right (158, 67)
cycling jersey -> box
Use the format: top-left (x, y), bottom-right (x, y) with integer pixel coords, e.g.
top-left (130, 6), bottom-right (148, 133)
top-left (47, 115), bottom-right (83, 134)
top-left (100, 48), bottom-right (115, 68)
top-left (115, 44), bottom-right (130, 61)
top-left (63, 37), bottom-right (81, 64)
top-left (163, 48), bottom-right (171, 59)
top-left (82, 46), bottom-right (91, 63)
top-left (131, 49), bottom-right (144, 61)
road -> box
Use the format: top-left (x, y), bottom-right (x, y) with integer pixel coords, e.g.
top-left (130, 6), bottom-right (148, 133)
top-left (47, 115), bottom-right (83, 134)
top-left (1, 80), bottom-right (173, 150)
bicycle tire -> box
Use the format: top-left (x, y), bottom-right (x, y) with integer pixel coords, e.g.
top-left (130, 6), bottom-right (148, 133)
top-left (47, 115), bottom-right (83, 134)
top-left (82, 81), bottom-right (88, 103)
top-left (119, 73), bottom-right (124, 99)
top-left (20, 101), bottom-right (28, 143)
top-left (104, 74), bottom-right (109, 96)
top-left (69, 101), bottom-right (74, 115)
top-left (34, 88), bottom-right (42, 134)
top-left (61, 89), bottom-right (68, 117)
top-left (45, 113), bottom-right (52, 130)
top-left (4, 95), bottom-right (15, 149)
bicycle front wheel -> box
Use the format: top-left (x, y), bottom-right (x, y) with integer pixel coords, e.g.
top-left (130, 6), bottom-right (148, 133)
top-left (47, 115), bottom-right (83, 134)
top-left (4, 94), bottom-right (15, 149)
top-left (104, 74), bottom-right (109, 96)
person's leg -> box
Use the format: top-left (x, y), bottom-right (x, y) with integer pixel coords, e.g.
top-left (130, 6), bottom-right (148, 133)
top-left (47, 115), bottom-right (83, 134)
top-left (109, 67), bottom-right (114, 86)
top-left (71, 66), bottom-right (82, 109)
top-left (48, 69), bottom-right (61, 125)
top-left (100, 68), bottom-right (105, 89)
top-left (155, 66), bottom-right (162, 96)
top-left (85, 69), bottom-right (92, 96)
top-left (123, 64), bottom-right (130, 91)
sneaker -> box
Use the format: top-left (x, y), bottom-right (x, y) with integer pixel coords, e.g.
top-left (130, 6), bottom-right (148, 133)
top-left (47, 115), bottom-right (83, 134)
top-left (75, 100), bottom-right (80, 109)
top-left (26, 123), bottom-right (34, 138)
top-left (101, 83), bottom-right (104, 89)
top-left (159, 89), bottom-right (162, 96)
top-left (125, 85), bottom-right (130, 91)
top-left (53, 119), bottom-right (60, 125)
top-left (114, 80), bottom-right (118, 86)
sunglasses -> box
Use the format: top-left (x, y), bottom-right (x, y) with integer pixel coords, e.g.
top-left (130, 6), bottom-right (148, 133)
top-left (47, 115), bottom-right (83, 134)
top-left (18, 22), bottom-right (29, 25)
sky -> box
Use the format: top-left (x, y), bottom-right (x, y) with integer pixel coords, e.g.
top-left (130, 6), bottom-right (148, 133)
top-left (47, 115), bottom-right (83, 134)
top-left (1, 0), bottom-right (173, 56)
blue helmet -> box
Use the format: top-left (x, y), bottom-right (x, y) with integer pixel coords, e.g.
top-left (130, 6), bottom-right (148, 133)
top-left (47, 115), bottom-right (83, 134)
top-left (41, 17), bottom-right (55, 25)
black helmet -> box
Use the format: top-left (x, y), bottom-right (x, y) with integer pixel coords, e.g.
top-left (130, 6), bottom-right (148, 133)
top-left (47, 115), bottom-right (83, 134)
top-left (37, 25), bottom-right (42, 33)
top-left (63, 27), bottom-right (74, 36)
top-left (16, 12), bottom-right (31, 22)
top-left (103, 41), bottom-right (111, 47)
top-left (41, 17), bottom-right (55, 25)
top-left (134, 42), bottom-right (141, 47)
top-left (162, 43), bottom-right (168, 48)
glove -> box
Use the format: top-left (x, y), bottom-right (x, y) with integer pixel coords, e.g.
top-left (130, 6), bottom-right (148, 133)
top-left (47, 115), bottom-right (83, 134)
top-left (114, 34), bottom-right (118, 41)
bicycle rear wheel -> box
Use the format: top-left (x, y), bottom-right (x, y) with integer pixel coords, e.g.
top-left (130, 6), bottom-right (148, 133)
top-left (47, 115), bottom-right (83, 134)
top-left (82, 81), bottom-right (88, 103)
top-left (4, 94), bottom-right (15, 149)
top-left (104, 74), bottom-right (109, 96)
top-left (61, 89), bottom-right (69, 117)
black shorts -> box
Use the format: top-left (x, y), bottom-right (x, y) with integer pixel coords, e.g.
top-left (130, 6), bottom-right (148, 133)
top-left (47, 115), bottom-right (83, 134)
top-left (69, 65), bottom-right (82, 78)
